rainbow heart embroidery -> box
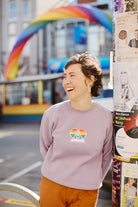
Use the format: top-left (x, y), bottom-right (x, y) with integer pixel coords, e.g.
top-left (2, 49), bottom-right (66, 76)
top-left (70, 128), bottom-right (86, 143)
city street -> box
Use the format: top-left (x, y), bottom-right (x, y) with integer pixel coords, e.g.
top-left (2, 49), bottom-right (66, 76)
top-left (0, 122), bottom-right (112, 207)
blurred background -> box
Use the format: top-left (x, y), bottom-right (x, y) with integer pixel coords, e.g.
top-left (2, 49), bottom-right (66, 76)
top-left (0, 1), bottom-right (113, 206)
top-left (0, 0), bottom-right (113, 122)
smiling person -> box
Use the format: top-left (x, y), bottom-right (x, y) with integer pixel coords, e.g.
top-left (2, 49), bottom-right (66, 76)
top-left (39, 52), bottom-right (113, 207)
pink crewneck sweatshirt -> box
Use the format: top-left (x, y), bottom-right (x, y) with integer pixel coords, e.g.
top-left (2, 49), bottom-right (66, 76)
top-left (40, 100), bottom-right (113, 190)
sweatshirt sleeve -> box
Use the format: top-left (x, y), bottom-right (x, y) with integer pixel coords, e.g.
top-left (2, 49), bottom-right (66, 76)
top-left (40, 110), bottom-right (53, 159)
top-left (102, 113), bottom-right (113, 180)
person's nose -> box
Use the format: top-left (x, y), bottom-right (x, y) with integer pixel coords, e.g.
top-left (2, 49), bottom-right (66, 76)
top-left (64, 76), bottom-right (71, 84)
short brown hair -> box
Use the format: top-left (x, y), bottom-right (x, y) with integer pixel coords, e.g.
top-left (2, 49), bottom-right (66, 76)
top-left (64, 52), bottom-right (103, 97)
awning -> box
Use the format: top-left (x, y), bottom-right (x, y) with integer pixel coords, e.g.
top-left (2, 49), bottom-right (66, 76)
top-left (48, 56), bottom-right (110, 73)
top-left (98, 56), bottom-right (110, 69)
top-left (48, 58), bottom-right (70, 73)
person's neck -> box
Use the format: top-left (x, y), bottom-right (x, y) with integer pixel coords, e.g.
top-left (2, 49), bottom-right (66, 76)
top-left (129, 183), bottom-right (132, 187)
top-left (70, 97), bottom-right (93, 111)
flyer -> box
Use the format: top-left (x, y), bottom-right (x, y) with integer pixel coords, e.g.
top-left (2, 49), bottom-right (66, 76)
top-left (113, 62), bottom-right (138, 112)
top-left (113, 0), bottom-right (138, 14)
top-left (121, 162), bottom-right (138, 207)
top-left (115, 12), bottom-right (138, 62)
top-left (114, 111), bottom-right (138, 161)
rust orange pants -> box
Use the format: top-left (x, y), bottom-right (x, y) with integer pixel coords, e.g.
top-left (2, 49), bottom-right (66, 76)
top-left (39, 176), bottom-right (99, 207)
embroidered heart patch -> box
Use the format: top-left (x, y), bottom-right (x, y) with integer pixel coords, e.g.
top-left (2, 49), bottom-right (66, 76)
top-left (70, 128), bottom-right (86, 139)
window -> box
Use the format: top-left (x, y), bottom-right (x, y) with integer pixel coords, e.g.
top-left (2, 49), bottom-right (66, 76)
top-left (9, 1), bottom-right (17, 20)
top-left (43, 81), bottom-right (52, 103)
top-left (8, 23), bottom-right (17, 35)
top-left (22, 22), bottom-right (29, 30)
top-left (22, 40), bottom-right (31, 56)
top-left (5, 82), bottom-right (38, 105)
top-left (23, 1), bottom-right (29, 19)
top-left (5, 81), bottom-right (52, 105)
top-left (8, 36), bottom-right (17, 52)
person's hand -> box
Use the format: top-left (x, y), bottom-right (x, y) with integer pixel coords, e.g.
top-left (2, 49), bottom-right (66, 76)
top-left (124, 183), bottom-right (129, 192)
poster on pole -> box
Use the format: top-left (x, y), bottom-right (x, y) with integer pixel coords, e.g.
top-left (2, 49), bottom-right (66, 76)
top-left (113, 1), bottom-right (138, 207)
top-left (113, 0), bottom-right (138, 14)
top-left (114, 111), bottom-right (138, 162)
top-left (121, 162), bottom-right (138, 207)
top-left (114, 62), bottom-right (138, 112)
top-left (115, 12), bottom-right (138, 62)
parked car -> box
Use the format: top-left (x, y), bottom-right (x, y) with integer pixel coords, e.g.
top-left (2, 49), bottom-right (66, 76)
top-left (92, 88), bottom-right (113, 111)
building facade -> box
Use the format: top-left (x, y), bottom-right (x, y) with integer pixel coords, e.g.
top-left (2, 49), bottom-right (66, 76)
top-left (0, 0), bottom-right (113, 122)
top-left (0, 0), bottom-right (112, 81)
top-left (0, 0), bottom-right (37, 76)
top-left (0, 0), bottom-right (70, 78)
top-left (37, 0), bottom-right (113, 85)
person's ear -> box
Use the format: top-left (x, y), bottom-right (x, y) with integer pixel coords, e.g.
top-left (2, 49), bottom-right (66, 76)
top-left (90, 75), bottom-right (95, 84)
top-left (87, 75), bottom-right (95, 93)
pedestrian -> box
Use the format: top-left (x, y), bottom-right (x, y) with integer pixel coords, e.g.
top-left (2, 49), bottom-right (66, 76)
top-left (39, 52), bottom-right (113, 207)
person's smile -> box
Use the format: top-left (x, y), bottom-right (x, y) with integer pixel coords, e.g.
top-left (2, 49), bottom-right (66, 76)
top-left (66, 87), bottom-right (74, 93)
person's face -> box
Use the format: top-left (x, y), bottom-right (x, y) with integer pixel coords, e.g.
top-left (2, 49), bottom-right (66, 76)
top-left (128, 178), bottom-right (135, 186)
top-left (62, 64), bottom-right (92, 102)
top-left (121, 73), bottom-right (128, 85)
top-left (134, 30), bottom-right (138, 40)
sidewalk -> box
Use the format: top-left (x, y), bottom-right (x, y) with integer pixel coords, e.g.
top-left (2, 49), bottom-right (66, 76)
top-left (97, 186), bottom-right (112, 207)
top-left (0, 182), bottom-right (112, 207)
top-left (97, 199), bottom-right (112, 207)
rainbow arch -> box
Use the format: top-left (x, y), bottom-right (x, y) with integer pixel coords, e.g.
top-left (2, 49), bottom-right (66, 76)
top-left (5, 5), bottom-right (112, 79)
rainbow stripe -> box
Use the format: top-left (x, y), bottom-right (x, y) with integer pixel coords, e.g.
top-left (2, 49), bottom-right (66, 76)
top-left (112, 189), bottom-right (116, 195)
top-left (70, 128), bottom-right (86, 139)
top-left (0, 197), bottom-right (35, 206)
top-left (4, 5), bottom-right (112, 79)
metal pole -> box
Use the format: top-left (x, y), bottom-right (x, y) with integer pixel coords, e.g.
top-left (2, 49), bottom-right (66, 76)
top-left (112, 1), bottom-right (138, 206)
top-left (37, 33), bottom-right (40, 75)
